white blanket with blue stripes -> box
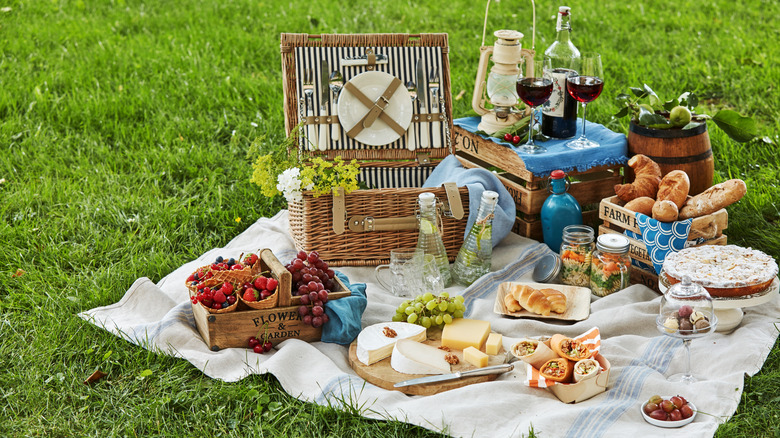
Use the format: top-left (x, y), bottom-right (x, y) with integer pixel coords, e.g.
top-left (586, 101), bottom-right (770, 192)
top-left (80, 210), bottom-right (780, 438)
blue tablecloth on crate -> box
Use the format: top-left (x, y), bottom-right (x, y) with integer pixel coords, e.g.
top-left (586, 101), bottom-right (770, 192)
top-left (454, 116), bottom-right (629, 177)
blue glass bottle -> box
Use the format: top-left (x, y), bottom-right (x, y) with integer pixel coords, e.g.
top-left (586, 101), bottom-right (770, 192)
top-left (541, 170), bottom-right (583, 253)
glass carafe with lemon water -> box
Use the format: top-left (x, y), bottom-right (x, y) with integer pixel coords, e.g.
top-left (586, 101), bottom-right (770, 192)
top-left (415, 193), bottom-right (452, 288)
top-left (452, 190), bottom-right (499, 285)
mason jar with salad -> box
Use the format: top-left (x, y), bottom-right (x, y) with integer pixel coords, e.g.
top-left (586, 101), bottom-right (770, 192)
top-left (560, 225), bottom-right (594, 287)
top-left (590, 234), bottom-right (631, 297)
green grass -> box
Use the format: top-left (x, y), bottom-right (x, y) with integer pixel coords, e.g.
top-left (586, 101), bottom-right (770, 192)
top-left (1, 0), bottom-right (778, 436)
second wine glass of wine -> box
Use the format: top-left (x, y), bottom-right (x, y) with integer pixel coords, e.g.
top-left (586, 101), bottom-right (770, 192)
top-left (566, 52), bottom-right (604, 150)
top-left (515, 57), bottom-right (553, 154)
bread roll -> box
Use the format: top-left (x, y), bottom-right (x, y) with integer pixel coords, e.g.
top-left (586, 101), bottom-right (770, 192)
top-left (511, 285), bottom-right (552, 316)
top-left (656, 170), bottom-right (690, 209)
top-left (652, 199), bottom-right (679, 222)
top-left (539, 288), bottom-right (567, 314)
top-left (503, 293), bottom-right (523, 313)
top-left (624, 196), bottom-right (655, 216)
top-left (678, 179), bottom-right (747, 219)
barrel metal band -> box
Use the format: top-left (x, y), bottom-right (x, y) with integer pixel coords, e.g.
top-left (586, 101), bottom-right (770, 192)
top-left (645, 149), bottom-right (713, 165)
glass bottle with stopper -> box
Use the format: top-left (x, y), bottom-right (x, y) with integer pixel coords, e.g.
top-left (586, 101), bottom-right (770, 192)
top-left (452, 190), bottom-right (499, 285)
top-left (540, 170), bottom-right (583, 253)
top-left (657, 276), bottom-right (717, 384)
top-left (415, 192), bottom-right (452, 287)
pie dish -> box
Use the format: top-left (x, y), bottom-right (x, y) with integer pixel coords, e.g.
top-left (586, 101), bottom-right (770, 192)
top-left (662, 245), bottom-right (778, 297)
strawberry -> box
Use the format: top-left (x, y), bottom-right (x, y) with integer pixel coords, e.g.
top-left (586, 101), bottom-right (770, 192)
top-left (266, 278), bottom-right (278, 291)
top-left (253, 276), bottom-right (268, 290)
top-left (243, 288), bottom-right (257, 302)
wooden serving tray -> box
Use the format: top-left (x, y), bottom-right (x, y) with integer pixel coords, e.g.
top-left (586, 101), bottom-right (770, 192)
top-left (347, 327), bottom-right (506, 396)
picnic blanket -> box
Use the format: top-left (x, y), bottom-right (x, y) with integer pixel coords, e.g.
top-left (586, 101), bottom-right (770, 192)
top-left (80, 211), bottom-right (780, 438)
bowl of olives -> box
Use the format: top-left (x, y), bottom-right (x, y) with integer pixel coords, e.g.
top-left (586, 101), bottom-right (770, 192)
top-left (641, 395), bottom-right (696, 427)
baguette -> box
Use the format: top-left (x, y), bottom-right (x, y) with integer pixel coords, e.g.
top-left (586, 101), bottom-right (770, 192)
top-left (624, 196), bottom-right (655, 216)
top-left (511, 285), bottom-right (552, 316)
top-left (678, 179), bottom-right (747, 219)
top-left (652, 199), bottom-right (679, 222)
top-left (656, 170), bottom-right (690, 209)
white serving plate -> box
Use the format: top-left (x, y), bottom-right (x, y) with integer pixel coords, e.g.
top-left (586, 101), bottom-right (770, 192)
top-left (494, 282), bottom-right (591, 321)
top-left (640, 397), bottom-right (697, 428)
top-left (337, 71), bottom-right (413, 146)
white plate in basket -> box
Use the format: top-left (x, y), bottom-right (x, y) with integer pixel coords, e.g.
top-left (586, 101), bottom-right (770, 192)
top-left (494, 282), bottom-right (591, 321)
top-left (337, 71), bottom-right (413, 146)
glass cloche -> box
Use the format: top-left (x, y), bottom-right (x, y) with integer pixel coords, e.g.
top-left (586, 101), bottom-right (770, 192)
top-left (657, 276), bottom-right (718, 383)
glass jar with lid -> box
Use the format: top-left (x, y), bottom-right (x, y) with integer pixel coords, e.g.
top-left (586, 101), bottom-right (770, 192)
top-left (559, 225), bottom-right (594, 287)
top-left (589, 234), bottom-right (631, 297)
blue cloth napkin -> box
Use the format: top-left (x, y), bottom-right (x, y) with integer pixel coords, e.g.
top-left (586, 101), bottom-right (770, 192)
top-left (321, 271), bottom-right (367, 345)
top-left (453, 116), bottom-right (628, 177)
top-left (422, 155), bottom-right (516, 247)
top-left (627, 213), bottom-right (693, 275)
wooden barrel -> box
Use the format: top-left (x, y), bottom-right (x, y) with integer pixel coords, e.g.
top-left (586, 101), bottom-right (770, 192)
top-left (627, 122), bottom-right (714, 195)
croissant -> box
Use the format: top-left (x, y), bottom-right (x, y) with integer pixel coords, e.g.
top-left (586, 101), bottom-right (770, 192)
top-left (539, 288), bottom-right (567, 314)
top-left (511, 285), bottom-right (552, 316)
top-left (614, 154), bottom-right (662, 202)
top-left (503, 293), bottom-right (523, 313)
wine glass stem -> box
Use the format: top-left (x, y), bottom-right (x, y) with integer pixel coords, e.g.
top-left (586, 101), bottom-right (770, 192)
top-left (580, 102), bottom-right (588, 140)
top-left (682, 338), bottom-right (692, 379)
top-left (527, 106), bottom-right (537, 146)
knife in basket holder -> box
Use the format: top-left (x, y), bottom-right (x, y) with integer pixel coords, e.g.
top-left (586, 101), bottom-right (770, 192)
top-left (319, 60), bottom-right (331, 151)
top-left (416, 59), bottom-right (429, 148)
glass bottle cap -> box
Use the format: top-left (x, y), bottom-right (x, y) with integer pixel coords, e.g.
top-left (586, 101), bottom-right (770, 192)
top-left (533, 253), bottom-right (562, 283)
top-left (596, 234), bottom-right (630, 253)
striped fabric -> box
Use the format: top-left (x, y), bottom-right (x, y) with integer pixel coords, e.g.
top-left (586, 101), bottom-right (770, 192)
top-left (294, 45), bottom-right (444, 151)
top-left (358, 165), bottom-right (435, 189)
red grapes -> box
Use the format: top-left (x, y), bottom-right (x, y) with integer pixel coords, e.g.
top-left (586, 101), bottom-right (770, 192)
top-left (286, 250), bottom-right (335, 328)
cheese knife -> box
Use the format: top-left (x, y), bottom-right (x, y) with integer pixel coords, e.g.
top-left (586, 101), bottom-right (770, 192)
top-left (415, 59), bottom-right (429, 148)
top-left (319, 60), bottom-right (331, 151)
top-left (394, 363), bottom-right (513, 388)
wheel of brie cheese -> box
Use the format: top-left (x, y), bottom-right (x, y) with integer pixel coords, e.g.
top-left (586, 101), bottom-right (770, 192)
top-left (662, 245), bottom-right (778, 297)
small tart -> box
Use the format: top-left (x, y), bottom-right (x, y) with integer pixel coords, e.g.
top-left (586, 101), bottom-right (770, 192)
top-left (663, 245), bottom-right (778, 297)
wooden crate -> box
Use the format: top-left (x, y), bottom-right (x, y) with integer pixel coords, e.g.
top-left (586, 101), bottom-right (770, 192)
top-left (452, 128), bottom-right (624, 240)
top-left (598, 195), bottom-right (728, 291)
top-left (190, 249), bottom-right (351, 351)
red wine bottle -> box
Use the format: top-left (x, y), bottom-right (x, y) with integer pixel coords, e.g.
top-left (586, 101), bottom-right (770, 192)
top-left (542, 6), bottom-right (580, 139)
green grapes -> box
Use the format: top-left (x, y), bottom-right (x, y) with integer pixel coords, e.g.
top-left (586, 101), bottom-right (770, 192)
top-left (391, 291), bottom-right (467, 329)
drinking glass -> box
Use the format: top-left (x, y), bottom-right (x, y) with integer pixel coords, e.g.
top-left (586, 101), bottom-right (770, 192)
top-left (515, 57), bottom-right (553, 154)
top-left (566, 52), bottom-right (604, 149)
top-left (374, 248), bottom-right (426, 297)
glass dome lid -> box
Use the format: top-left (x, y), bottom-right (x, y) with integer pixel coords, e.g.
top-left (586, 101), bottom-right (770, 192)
top-left (658, 276), bottom-right (717, 338)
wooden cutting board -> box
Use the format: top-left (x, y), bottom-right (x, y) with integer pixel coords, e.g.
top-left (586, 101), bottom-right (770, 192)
top-left (347, 328), bottom-right (507, 396)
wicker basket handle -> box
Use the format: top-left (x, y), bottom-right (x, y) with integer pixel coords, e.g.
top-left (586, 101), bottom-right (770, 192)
top-left (336, 182), bottom-right (464, 234)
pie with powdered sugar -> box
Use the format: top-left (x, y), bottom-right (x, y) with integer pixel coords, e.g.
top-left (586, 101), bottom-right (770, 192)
top-left (662, 245), bottom-right (778, 297)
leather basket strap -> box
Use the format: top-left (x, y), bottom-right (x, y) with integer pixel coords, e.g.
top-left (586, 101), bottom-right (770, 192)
top-left (343, 79), bottom-right (406, 138)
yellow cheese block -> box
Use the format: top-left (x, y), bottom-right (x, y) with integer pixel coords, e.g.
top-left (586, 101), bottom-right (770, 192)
top-left (486, 332), bottom-right (502, 355)
top-left (441, 318), bottom-right (490, 351)
top-left (463, 346), bottom-right (489, 368)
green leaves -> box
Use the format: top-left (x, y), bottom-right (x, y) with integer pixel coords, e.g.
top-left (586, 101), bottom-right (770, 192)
top-left (491, 115), bottom-right (531, 140)
top-left (638, 106), bottom-right (669, 127)
top-left (712, 110), bottom-right (758, 143)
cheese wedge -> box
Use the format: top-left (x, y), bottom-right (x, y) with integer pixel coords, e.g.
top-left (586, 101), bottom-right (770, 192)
top-left (463, 346), bottom-right (489, 368)
top-left (356, 322), bottom-right (427, 365)
top-left (390, 339), bottom-right (451, 375)
top-left (485, 332), bottom-right (502, 355)
top-left (441, 318), bottom-right (491, 350)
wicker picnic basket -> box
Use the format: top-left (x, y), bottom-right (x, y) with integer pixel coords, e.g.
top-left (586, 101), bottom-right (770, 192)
top-left (280, 33), bottom-right (469, 266)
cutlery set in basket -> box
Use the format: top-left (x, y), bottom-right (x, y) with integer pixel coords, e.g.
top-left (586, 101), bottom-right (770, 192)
top-left (280, 33), bottom-right (468, 266)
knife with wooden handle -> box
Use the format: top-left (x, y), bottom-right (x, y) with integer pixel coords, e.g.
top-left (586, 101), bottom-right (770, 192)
top-left (394, 363), bottom-right (514, 387)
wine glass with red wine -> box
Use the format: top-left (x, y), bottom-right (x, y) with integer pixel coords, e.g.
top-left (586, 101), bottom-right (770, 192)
top-left (515, 57), bottom-right (553, 154)
top-left (566, 52), bottom-right (604, 149)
